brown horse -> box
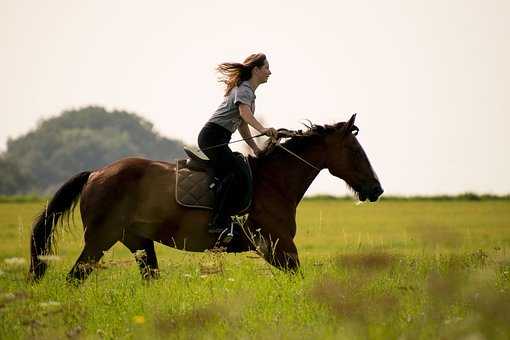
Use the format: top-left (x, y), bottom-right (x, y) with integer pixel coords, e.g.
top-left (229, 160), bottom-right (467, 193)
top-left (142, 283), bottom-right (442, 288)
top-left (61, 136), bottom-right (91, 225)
top-left (29, 114), bottom-right (383, 283)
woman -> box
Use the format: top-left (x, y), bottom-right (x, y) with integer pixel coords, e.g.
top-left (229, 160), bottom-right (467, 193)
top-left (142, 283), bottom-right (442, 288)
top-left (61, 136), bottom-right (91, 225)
top-left (198, 53), bottom-right (278, 234)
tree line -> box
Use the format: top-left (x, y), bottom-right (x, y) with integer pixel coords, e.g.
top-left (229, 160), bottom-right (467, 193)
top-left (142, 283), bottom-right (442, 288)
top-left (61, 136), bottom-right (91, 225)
top-left (0, 106), bottom-right (185, 194)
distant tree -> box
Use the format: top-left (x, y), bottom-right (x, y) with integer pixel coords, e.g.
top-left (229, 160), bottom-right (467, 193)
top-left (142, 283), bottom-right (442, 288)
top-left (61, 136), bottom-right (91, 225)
top-left (2, 106), bottom-right (185, 194)
top-left (0, 157), bottom-right (33, 195)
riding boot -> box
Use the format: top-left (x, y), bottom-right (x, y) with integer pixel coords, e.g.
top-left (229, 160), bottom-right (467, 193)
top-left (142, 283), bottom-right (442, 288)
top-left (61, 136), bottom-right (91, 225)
top-left (208, 174), bottom-right (235, 234)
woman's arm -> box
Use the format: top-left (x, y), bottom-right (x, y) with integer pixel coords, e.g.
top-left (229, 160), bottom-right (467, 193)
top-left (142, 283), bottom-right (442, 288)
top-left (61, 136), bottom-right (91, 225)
top-left (238, 121), bottom-right (262, 155)
top-left (239, 104), bottom-right (277, 138)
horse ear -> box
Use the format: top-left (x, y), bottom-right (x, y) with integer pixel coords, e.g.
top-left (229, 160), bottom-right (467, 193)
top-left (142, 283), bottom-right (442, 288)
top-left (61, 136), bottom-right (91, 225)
top-left (344, 114), bottom-right (356, 134)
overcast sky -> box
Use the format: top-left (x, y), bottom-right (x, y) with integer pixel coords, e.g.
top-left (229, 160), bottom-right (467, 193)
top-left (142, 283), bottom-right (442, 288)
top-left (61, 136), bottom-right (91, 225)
top-left (2, 0), bottom-right (509, 196)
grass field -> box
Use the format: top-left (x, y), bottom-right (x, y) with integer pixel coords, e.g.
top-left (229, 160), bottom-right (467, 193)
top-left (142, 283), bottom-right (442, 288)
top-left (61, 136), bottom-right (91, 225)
top-left (1, 199), bottom-right (509, 339)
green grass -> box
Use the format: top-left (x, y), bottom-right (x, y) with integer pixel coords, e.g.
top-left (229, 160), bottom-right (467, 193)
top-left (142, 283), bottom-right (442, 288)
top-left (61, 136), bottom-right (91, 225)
top-left (0, 200), bottom-right (509, 339)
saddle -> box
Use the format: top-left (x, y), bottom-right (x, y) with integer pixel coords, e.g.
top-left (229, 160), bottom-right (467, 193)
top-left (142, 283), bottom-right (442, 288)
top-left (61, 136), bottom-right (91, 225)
top-left (175, 147), bottom-right (253, 215)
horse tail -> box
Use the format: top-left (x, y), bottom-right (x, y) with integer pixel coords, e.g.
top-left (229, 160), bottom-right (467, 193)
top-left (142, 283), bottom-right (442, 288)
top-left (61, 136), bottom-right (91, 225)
top-left (29, 171), bottom-right (92, 281)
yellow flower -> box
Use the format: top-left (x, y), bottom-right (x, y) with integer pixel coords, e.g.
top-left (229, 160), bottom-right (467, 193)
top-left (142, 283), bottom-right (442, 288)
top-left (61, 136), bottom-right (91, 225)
top-left (132, 315), bottom-right (145, 325)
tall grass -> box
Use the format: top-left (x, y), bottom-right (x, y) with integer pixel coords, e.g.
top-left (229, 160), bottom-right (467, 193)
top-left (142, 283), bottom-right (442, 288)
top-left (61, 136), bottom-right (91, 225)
top-left (0, 200), bottom-right (509, 339)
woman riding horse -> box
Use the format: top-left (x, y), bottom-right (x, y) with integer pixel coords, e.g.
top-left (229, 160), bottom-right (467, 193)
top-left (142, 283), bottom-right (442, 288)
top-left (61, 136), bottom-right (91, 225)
top-left (28, 52), bottom-right (384, 283)
top-left (199, 53), bottom-right (278, 234)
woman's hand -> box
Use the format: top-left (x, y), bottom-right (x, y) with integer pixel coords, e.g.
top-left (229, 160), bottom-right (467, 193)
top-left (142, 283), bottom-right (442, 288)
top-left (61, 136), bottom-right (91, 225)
top-left (262, 127), bottom-right (278, 140)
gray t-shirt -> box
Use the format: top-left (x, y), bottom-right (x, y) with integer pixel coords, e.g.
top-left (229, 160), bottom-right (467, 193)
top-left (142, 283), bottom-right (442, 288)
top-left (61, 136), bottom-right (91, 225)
top-left (207, 81), bottom-right (256, 133)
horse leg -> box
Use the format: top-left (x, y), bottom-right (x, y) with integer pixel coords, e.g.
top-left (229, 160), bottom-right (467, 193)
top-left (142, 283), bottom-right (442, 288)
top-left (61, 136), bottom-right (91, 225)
top-left (120, 231), bottom-right (159, 280)
top-left (66, 237), bottom-right (117, 284)
top-left (262, 236), bottom-right (300, 272)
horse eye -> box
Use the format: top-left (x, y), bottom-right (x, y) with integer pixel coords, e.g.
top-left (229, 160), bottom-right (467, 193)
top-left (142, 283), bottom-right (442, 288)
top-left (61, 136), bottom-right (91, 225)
top-left (352, 130), bottom-right (359, 136)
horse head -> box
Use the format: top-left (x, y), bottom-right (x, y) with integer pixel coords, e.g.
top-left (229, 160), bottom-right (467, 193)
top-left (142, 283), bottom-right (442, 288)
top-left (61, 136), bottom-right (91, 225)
top-left (258, 115), bottom-right (383, 202)
top-left (324, 114), bottom-right (383, 202)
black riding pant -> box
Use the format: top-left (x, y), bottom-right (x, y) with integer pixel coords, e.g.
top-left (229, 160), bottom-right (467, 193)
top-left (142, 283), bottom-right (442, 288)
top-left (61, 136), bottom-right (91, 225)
top-left (198, 122), bottom-right (243, 223)
top-left (198, 122), bottom-right (239, 179)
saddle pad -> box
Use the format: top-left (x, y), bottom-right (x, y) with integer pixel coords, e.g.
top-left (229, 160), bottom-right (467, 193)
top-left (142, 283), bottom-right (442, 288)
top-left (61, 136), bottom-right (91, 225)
top-left (175, 160), bottom-right (214, 210)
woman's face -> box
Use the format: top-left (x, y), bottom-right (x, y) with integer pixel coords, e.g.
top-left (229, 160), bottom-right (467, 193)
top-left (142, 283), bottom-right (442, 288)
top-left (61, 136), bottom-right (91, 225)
top-left (254, 60), bottom-right (271, 83)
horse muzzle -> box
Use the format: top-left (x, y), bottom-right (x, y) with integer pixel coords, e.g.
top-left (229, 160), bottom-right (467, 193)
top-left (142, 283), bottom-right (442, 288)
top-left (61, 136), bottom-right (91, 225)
top-left (358, 184), bottom-right (384, 202)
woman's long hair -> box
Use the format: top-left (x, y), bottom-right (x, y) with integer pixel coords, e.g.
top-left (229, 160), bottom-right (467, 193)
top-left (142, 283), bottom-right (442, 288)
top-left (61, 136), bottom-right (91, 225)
top-left (216, 53), bottom-right (267, 96)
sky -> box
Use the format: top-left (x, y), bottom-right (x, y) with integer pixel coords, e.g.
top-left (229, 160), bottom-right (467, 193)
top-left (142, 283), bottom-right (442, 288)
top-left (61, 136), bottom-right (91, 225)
top-left (2, 0), bottom-right (509, 196)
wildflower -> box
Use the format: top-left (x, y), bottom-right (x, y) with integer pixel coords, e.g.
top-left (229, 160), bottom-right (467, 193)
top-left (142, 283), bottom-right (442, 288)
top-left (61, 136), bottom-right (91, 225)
top-left (133, 250), bottom-right (147, 261)
top-left (132, 315), bottom-right (145, 324)
top-left (4, 257), bottom-right (26, 266)
top-left (3, 293), bottom-right (16, 301)
top-left (2, 291), bottom-right (30, 303)
top-left (66, 325), bottom-right (83, 338)
top-left (444, 317), bottom-right (463, 325)
top-left (228, 278), bottom-right (235, 282)
top-left (37, 255), bottom-right (62, 262)
top-left (39, 301), bottom-right (61, 308)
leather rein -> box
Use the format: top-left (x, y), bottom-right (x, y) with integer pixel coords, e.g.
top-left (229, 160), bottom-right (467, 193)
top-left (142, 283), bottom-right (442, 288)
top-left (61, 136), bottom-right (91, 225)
top-left (198, 128), bottom-right (322, 172)
top-left (272, 129), bottom-right (322, 172)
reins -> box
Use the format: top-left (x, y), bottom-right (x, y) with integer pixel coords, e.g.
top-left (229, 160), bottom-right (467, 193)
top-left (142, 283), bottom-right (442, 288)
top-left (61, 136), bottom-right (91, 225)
top-left (198, 128), bottom-right (322, 172)
top-left (275, 143), bottom-right (321, 172)
top-left (199, 133), bottom-right (265, 152)
top-left (272, 128), bottom-right (322, 172)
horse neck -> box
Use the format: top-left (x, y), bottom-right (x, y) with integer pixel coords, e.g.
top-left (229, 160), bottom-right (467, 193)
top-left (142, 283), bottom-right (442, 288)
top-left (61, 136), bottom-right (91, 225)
top-left (255, 139), bottom-right (326, 206)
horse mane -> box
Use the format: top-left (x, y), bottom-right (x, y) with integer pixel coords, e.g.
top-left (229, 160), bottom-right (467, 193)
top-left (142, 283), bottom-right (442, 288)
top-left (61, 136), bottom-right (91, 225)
top-left (257, 121), bottom-right (347, 160)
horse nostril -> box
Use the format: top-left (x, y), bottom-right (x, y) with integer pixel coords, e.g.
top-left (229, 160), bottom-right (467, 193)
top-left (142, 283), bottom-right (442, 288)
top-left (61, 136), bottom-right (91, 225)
top-left (370, 185), bottom-right (384, 200)
top-left (376, 186), bottom-right (384, 196)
